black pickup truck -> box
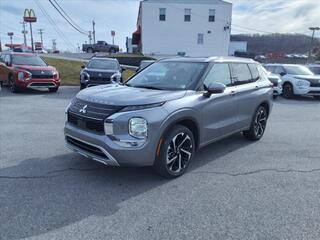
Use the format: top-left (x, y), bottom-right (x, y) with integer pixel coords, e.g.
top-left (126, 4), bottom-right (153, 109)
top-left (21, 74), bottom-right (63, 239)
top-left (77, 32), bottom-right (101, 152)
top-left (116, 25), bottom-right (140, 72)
top-left (82, 41), bottom-right (119, 53)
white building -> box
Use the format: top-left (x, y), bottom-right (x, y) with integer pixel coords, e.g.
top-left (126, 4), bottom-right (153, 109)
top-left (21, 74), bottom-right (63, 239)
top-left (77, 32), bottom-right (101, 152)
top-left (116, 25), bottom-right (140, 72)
top-left (132, 0), bottom-right (232, 57)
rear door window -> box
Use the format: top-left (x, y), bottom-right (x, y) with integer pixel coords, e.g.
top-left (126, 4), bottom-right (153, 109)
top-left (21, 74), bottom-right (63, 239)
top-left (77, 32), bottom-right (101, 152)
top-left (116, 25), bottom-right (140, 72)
top-left (248, 64), bottom-right (260, 81)
top-left (230, 63), bottom-right (252, 85)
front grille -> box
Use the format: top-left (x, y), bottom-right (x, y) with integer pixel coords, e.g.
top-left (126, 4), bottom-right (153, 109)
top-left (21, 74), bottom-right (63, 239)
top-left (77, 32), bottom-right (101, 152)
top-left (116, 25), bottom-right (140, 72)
top-left (66, 136), bottom-right (106, 157)
top-left (68, 112), bottom-right (105, 134)
top-left (87, 71), bottom-right (114, 84)
top-left (310, 83), bottom-right (320, 87)
top-left (68, 98), bottom-right (123, 133)
top-left (29, 70), bottom-right (54, 79)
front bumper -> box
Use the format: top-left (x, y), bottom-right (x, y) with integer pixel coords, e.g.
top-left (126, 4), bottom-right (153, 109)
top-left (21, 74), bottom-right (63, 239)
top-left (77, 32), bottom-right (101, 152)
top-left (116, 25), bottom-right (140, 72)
top-left (16, 78), bottom-right (60, 90)
top-left (294, 86), bottom-right (320, 96)
top-left (273, 86), bottom-right (282, 96)
top-left (64, 121), bottom-right (160, 167)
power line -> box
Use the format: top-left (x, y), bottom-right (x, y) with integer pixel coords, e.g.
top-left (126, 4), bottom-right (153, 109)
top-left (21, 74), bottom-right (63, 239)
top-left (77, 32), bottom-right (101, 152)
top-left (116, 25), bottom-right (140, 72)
top-left (52, 0), bottom-right (88, 34)
top-left (34, 0), bottom-right (74, 51)
top-left (48, 0), bottom-right (88, 35)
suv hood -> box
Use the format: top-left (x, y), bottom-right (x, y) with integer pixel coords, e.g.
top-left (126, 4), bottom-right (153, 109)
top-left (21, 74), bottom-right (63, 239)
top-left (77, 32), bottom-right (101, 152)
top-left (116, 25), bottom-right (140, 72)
top-left (293, 75), bottom-right (320, 80)
top-left (77, 84), bottom-right (186, 106)
top-left (13, 64), bottom-right (56, 71)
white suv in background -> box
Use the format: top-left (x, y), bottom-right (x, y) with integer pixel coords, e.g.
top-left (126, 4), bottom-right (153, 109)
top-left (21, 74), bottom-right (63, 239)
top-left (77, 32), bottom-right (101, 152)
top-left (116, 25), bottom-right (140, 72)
top-left (264, 64), bottom-right (320, 99)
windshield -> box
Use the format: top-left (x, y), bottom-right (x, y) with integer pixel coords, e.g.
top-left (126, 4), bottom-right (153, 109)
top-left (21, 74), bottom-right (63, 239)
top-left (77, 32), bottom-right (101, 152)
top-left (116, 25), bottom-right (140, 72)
top-left (87, 59), bottom-right (119, 70)
top-left (284, 65), bottom-right (314, 75)
top-left (127, 61), bottom-right (207, 90)
top-left (12, 55), bottom-right (47, 66)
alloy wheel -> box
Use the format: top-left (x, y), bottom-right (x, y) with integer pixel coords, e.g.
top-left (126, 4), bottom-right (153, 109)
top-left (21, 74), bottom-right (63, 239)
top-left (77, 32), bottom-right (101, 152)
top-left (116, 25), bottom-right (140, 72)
top-left (254, 108), bottom-right (267, 138)
top-left (166, 132), bottom-right (193, 174)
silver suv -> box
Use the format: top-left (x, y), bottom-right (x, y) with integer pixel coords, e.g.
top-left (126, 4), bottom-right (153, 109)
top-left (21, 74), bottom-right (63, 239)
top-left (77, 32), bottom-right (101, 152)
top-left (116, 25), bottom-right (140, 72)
top-left (65, 57), bottom-right (273, 178)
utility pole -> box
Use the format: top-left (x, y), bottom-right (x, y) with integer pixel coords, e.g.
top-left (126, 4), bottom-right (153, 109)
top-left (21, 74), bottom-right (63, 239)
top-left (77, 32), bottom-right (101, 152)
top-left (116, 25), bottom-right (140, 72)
top-left (308, 27), bottom-right (320, 63)
top-left (88, 31), bottom-right (92, 44)
top-left (92, 20), bottom-right (96, 44)
top-left (29, 22), bottom-right (34, 51)
top-left (21, 21), bottom-right (27, 45)
top-left (38, 29), bottom-right (44, 49)
top-left (52, 39), bottom-right (57, 52)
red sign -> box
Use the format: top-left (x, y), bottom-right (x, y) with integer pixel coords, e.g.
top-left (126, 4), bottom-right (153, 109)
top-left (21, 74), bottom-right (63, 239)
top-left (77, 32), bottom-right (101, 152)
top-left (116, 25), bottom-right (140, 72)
top-left (24, 9), bottom-right (37, 23)
top-left (111, 30), bottom-right (115, 37)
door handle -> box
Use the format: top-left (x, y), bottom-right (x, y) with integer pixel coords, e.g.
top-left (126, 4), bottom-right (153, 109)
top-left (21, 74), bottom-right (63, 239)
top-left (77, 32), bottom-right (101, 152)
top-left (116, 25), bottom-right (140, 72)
top-left (230, 90), bottom-right (237, 96)
top-left (255, 85), bottom-right (259, 89)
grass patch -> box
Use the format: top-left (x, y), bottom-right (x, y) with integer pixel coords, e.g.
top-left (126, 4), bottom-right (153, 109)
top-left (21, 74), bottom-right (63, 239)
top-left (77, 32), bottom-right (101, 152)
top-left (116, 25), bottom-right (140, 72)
top-left (43, 57), bottom-right (136, 85)
top-left (43, 57), bottom-right (83, 86)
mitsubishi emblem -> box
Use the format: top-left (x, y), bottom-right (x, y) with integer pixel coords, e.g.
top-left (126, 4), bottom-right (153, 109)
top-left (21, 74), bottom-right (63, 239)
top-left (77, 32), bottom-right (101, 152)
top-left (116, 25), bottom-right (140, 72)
top-left (79, 105), bottom-right (87, 114)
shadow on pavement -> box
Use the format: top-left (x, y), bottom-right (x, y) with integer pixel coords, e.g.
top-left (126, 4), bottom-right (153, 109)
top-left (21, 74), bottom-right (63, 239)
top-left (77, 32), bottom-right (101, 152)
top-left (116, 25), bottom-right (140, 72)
top-left (0, 133), bottom-right (251, 240)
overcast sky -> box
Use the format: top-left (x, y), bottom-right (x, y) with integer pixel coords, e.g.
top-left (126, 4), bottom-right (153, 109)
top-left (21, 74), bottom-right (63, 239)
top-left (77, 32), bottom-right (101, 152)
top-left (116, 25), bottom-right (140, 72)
top-left (0, 0), bottom-right (319, 51)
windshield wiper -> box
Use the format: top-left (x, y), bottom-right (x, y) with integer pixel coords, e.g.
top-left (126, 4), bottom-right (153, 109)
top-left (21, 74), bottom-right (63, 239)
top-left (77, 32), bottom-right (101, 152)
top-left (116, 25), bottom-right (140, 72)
top-left (131, 85), bottom-right (164, 90)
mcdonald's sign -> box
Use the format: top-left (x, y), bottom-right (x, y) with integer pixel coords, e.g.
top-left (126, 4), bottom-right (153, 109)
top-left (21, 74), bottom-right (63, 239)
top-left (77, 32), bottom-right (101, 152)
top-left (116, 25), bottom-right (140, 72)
top-left (23, 9), bottom-right (37, 23)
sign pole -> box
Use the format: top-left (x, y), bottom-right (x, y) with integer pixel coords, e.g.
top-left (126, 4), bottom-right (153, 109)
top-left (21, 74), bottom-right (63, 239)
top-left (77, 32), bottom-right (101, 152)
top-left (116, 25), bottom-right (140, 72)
top-left (30, 22), bottom-right (34, 52)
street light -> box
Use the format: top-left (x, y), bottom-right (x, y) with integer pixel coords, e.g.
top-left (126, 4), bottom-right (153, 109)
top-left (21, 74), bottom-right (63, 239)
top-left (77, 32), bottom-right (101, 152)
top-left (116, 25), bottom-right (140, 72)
top-left (308, 27), bottom-right (320, 63)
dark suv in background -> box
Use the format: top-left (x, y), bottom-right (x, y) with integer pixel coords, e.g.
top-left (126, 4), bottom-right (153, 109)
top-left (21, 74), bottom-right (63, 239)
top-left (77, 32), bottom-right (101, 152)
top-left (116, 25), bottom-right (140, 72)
top-left (0, 52), bottom-right (60, 93)
top-left (80, 57), bottom-right (122, 89)
top-left (66, 57), bottom-right (273, 178)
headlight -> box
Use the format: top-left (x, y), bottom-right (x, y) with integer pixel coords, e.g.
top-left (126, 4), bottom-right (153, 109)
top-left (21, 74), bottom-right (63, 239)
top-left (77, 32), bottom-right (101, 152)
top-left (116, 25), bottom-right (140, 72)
top-left (297, 80), bottom-right (309, 87)
top-left (17, 71), bottom-right (31, 81)
top-left (120, 102), bottom-right (165, 112)
top-left (129, 117), bottom-right (148, 139)
top-left (111, 72), bottom-right (122, 82)
top-left (80, 72), bottom-right (90, 82)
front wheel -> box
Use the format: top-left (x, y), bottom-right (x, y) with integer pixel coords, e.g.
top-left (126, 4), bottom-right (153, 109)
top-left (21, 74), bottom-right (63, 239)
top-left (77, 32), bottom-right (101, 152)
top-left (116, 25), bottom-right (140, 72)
top-left (243, 106), bottom-right (268, 141)
top-left (9, 75), bottom-right (19, 93)
top-left (282, 83), bottom-right (294, 99)
top-left (153, 125), bottom-right (195, 178)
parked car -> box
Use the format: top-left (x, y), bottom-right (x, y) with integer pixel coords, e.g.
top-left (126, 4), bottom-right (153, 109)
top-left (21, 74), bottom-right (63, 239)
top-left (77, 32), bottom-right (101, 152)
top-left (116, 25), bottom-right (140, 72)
top-left (263, 68), bottom-right (282, 98)
top-left (65, 57), bottom-right (273, 178)
top-left (306, 64), bottom-right (320, 75)
top-left (0, 52), bottom-right (60, 93)
top-left (264, 64), bottom-right (320, 99)
top-left (82, 41), bottom-right (119, 53)
top-left (80, 57), bottom-right (122, 89)
top-left (137, 60), bottom-right (155, 72)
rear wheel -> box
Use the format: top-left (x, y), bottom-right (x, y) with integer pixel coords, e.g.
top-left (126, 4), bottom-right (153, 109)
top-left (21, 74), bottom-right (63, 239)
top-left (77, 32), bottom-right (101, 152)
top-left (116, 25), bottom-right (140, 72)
top-left (87, 48), bottom-right (93, 53)
top-left (154, 125), bottom-right (195, 178)
top-left (9, 75), bottom-right (19, 93)
top-left (243, 106), bottom-right (268, 141)
top-left (282, 82), bottom-right (294, 99)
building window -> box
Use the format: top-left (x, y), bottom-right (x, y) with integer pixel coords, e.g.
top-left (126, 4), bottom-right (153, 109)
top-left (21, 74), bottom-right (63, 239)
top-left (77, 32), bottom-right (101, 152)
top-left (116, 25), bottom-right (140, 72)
top-left (159, 8), bottom-right (166, 21)
top-left (197, 33), bottom-right (204, 45)
top-left (184, 8), bottom-right (191, 22)
top-left (209, 9), bottom-right (215, 22)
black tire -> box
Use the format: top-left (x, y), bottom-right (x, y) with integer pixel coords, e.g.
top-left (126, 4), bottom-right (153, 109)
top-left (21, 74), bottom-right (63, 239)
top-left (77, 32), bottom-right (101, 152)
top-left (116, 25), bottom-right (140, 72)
top-left (49, 87), bottom-right (59, 93)
top-left (87, 48), bottom-right (93, 53)
top-left (243, 106), bottom-right (268, 141)
top-left (9, 75), bottom-right (19, 93)
top-left (273, 95), bottom-right (278, 100)
top-left (153, 125), bottom-right (195, 178)
top-left (282, 82), bottom-right (294, 99)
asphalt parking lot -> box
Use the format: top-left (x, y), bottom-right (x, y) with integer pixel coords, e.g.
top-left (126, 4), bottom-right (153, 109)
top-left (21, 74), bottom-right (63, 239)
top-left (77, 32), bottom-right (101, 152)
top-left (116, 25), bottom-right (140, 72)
top-left (1, 87), bottom-right (320, 240)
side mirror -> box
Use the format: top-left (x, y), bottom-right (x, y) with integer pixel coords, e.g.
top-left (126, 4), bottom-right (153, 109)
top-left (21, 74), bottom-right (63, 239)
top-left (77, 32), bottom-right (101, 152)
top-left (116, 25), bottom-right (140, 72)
top-left (203, 82), bottom-right (226, 97)
top-left (279, 72), bottom-right (286, 77)
top-left (81, 64), bottom-right (85, 69)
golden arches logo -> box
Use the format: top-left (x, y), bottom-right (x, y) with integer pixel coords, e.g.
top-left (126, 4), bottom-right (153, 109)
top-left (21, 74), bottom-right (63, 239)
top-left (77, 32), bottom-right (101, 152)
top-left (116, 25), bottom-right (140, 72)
top-left (24, 9), bottom-right (37, 22)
